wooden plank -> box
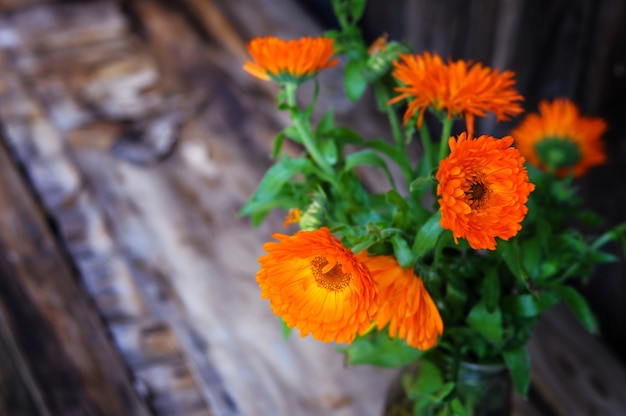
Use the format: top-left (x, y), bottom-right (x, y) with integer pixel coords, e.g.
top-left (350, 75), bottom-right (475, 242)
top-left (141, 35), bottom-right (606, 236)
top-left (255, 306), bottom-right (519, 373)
top-left (0, 136), bottom-right (151, 414)
top-left (0, 1), bottom-right (399, 415)
top-left (0, 2), bottom-right (217, 415)
top-left (0, 312), bottom-right (45, 416)
top-left (0, 0), bottom-right (53, 11)
top-left (529, 304), bottom-right (626, 416)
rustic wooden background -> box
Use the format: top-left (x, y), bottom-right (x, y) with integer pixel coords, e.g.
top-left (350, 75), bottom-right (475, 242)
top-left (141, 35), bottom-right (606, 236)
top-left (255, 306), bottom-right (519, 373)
top-left (0, 1), bottom-right (625, 415)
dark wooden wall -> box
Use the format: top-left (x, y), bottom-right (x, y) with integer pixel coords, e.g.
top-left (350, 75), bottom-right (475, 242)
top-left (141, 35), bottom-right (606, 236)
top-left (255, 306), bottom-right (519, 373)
top-left (301, 0), bottom-right (626, 364)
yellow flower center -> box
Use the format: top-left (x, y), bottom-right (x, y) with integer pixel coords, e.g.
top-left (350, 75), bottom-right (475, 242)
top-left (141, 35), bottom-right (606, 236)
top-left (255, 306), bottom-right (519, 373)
top-left (311, 256), bottom-right (351, 291)
top-left (465, 175), bottom-right (490, 210)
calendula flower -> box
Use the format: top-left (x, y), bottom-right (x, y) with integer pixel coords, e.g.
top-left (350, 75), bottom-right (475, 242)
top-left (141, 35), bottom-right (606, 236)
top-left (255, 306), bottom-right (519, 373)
top-left (390, 52), bottom-right (523, 137)
top-left (436, 133), bottom-right (535, 250)
top-left (243, 36), bottom-right (338, 84)
top-left (511, 98), bottom-right (607, 177)
top-left (256, 227), bottom-right (378, 344)
top-left (357, 253), bottom-right (443, 350)
top-left (283, 208), bottom-right (302, 227)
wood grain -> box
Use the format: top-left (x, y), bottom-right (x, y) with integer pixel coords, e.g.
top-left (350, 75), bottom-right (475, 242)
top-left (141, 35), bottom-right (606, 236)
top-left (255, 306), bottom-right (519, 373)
top-left (0, 1), bottom-right (398, 415)
top-left (0, 134), bottom-right (151, 415)
top-left (529, 304), bottom-right (626, 416)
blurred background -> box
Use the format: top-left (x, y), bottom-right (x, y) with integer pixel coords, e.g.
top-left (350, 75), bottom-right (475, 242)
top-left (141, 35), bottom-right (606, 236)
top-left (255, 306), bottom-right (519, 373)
top-left (0, 0), bottom-right (624, 415)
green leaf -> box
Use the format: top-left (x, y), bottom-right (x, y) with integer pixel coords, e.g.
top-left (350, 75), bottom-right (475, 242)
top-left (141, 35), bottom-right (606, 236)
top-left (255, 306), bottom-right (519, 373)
top-left (413, 212), bottom-right (444, 259)
top-left (520, 236), bottom-right (542, 281)
top-left (386, 189), bottom-right (410, 229)
top-left (327, 126), bottom-right (363, 143)
top-left (303, 79), bottom-right (320, 119)
top-left (349, 0), bottom-right (367, 22)
top-left (405, 361), bottom-right (455, 411)
top-left (319, 139), bottom-right (338, 165)
top-left (482, 267), bottom-right (500, 312)
top-left (241, 196), bottom-right (292, 227)
top-left (283, 125), bottom-right (301, 142)
top-left (450, 398), bottom-right (468, 416)
top-left (443, 280), bottom-right (468, 322)
top-left (500, 292), bottom-right (559, 317)
top-left (411, 358), bottom-right (443, 396)
top-left (272, 130), bottom-right (286, 158)
top-left (280, 317), bottom-right (292, 339)
top-left (240, 157), bottom-right (312, 220)
top-left (551, 284), bottom-right (598, 333)
top-left (432, 230), bottom-right (453, 272)
top-left (587, 250), bottom-right (618, 264)
top-left (540, 260), bottom-right (559, 280)
top-left (576, 209), bottom-right (605, 227)
top-left (431, 382), bottom-right (455, 404)
top-left (341, 332), bottom-right (423, 367)
top-left (362, 138), bottom-right (402, 155)
top-left (498, 239), bottom-right (529, 282)
top-left (272, 126), bottom-right (301, 159)
top-left (391, 234), bottom-right (415, 268)
top-left (350, 233), bottom-right (377, 254)
top-left (386, 189), bottom-right (409, 211)
top-left (560, 230), bottom-right (586, 253)
top-left (467, 300), bottom-right (503, 344)
top-left (409, 175), bottom-right (433, 192)
top-left (344, 59), bottom-right (368, 102)
top-left (326, 130), bottom-right (408, 165)
top-left (343, 149), bottom-right (395, 187)
top-left (277, 101), bottom-right (291, 112)
top-left (502, 345), bottom-right (531, 397)
top-left (315, 108), bottom-right (335, 136)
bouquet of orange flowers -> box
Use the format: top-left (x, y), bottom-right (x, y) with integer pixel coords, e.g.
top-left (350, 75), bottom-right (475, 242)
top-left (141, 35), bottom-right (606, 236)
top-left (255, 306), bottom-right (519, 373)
top-left (241, 1), bottom-right (625, 414)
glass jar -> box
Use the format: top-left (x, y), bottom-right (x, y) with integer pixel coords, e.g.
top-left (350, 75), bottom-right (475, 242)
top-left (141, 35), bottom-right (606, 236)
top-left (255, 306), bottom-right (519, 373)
top-left (455, 361), bottom-right (512, 415)
top-left (383, 359), bottom-right (512, 416)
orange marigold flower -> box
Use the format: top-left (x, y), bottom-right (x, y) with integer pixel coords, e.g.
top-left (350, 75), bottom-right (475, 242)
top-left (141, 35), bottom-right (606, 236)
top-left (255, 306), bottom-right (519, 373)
top-left (436, 133), bottom-right (535, 250)
top-left (390, 52), bottom-right (524, 137)
top-left (243, 36), bottom-right (339, 84)
top-left (511, 98), bottom-right (607, 177)
top-left (356, 253), bottom-right (443, 350)
top-left (256, 227), bottom-right (378, 344)
top-left (283, 208), bottom-right (302, 227)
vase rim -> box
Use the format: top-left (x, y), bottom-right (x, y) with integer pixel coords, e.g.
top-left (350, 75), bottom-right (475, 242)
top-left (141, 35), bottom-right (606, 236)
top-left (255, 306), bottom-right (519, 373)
top-left (459, 360), bottom-right (507, 373)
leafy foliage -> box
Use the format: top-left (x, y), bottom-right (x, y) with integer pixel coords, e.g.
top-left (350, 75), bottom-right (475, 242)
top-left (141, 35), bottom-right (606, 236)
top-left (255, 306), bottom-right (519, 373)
top-left (240, 0), bottom-right (626, 413)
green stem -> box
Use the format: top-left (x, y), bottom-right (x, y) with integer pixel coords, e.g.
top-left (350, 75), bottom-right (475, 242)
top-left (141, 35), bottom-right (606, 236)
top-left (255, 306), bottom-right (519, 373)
top-left (438, 116), bottom-right (453, 162)
top-left (375, 82), bottom-right (413, 186)
top-left (384, 97), bottom-right (404, 149)
top-left (591, 222), bottom-right (626, 251)
top-left (284, 82), bottom-right (335, 178)
top-left (419, 122), bottom-right (434, 174)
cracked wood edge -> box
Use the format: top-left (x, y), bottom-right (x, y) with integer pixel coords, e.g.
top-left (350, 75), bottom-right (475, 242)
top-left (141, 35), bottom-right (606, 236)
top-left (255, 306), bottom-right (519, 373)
top-left (0, 135), bottom-right (151, 415)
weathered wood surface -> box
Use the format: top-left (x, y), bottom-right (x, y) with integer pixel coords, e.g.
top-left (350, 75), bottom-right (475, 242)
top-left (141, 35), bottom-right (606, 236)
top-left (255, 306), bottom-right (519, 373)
top-left (0, 0), bottom-right (52, 11)
top-left (529, 304), bottom-right (626, 416)
top-left (0, 1), bottom-right (625, 416)
top-left (0, 3), bottom-right (152, 413)
top-left (0, 127), bottom-right (152, 415)
top-left (0, 1), bottom-right (397, 415)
